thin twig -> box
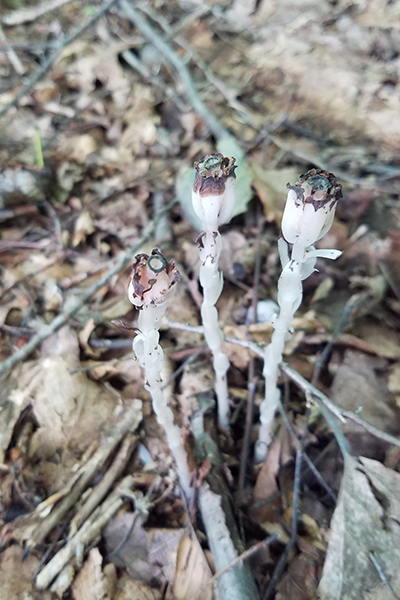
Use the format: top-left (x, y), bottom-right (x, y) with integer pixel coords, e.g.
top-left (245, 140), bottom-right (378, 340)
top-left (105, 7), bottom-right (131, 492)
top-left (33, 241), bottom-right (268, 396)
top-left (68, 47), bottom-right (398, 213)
top-left (0, 0), bottom-right (118, 120)
top-left (262, 449), bottom-right (303, 600)
top-left (138, 2), bottom-right (257, 130)
top-left (2, 0), bottom-right (74, 25)
top-left (88, 338), bottom-right (133, 350)
top-left (239, 219), bottom-right (263, 490)
top-left (369, 552), bottom-right (400, 600)
top-left (0, 23), bottom-right (24, 74)
top-left (35, 475), bottom-right (136, 589)
top-left (224, 335), bottom-right (400, 451)
top-left (193, 534), bottom-right (278, 600)
top-left (312, 295), bottom-right (363, 386)
top-left (277, 398), bottom-right (337, 503)
top-left (165, 318), bottom-right (204, 335)
top-left (69, 433), bottom-right (138, 535)
top-left (162, 325), bottom-right (400, 453)
top-left (26, 401), bottom-right (142, 549)
top-left (162, 344), bottom-right (207, 390)
top-left (118, 0), bottom-right (233, 141)
top-left (0, 198), bottom-right (176, 377)
top-left (69, 354), bottom-right (134, 375)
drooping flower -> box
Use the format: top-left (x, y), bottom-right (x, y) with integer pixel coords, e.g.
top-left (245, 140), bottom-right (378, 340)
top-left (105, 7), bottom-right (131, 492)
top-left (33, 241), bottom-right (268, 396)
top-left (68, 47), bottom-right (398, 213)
top-left (192, 154), bottom-right (237, 228)
top-left (128, 249), bottom-right (180, 308)
top-left (281, 169), bottom-right (342, 249)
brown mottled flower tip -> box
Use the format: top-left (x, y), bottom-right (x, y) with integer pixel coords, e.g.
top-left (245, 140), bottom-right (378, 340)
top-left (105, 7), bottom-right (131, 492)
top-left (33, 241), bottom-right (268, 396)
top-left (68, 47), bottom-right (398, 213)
top-left (282, 169), bottom-right (342, 247)
top-left (288, 168), bottom-right (342, 211)
top-left (128, 248), bottom-right (180, 308)
top-left (192, 154), bottom-right (237, 227)
top-left (193, 154), bottom-right (236, 197)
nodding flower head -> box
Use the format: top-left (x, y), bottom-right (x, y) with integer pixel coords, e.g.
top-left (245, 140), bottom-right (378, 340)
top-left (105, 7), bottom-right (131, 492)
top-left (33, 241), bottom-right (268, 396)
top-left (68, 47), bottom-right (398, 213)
top-left (128, 249), bottom-right (180, 308)
top-left (192, 154), bottom-right (237, 228)
top-left (281, 169), bottom-right (342, 248)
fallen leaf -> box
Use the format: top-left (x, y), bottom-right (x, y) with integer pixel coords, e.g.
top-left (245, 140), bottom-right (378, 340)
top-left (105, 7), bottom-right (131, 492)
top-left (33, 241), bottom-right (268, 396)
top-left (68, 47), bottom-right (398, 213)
top-left (331, 350), bottom-right (398, 438)
top-left (318, 455), bottom-right (400, 600)
top-left (0, 545), bottom-right (52, 600)
top-left (11, 327), bottom-right (120, 471)
top-left (114, 572), bottom-right (161, 600)
top-left (350, 320), bottom-right (400, 359)
top-left (172, 529), bottom-right (213, 600)
top-left (72, 548), bottom-right (105, 600)
top-left (72, 211), bottom-right (95, 247)
top-left (252, 432), bottom-right (282, 524)
top-left (222, 326), bottom-right (250, 370)
top-left (104, 511), bottom-right (185, 588)
top-left (250, 164), bottom-right (299, 222)
top-left (216, 137), bottom-right (253, 219)
top-left (276, 553), bottom-right (319, 600)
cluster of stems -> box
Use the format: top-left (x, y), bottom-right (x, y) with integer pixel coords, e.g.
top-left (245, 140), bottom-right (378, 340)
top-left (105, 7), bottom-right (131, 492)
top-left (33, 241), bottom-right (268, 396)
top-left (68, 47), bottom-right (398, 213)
top-left (128, 250), bottom-right (192, 497)
top-left (129, 162), bottom-right (343, 492)
top-left (192, 154), bottom-right (237, 430)
top-left (256, 169), bottom-right (343, 461)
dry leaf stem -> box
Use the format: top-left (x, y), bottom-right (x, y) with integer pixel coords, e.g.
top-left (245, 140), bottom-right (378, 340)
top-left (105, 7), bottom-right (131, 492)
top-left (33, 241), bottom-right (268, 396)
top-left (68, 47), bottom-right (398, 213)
top-left (35, 475), bottom-right (135, 589)
top-left (27, 401), bottom-right (142, 548)
top-left (69, 433), bottom-right (137, 535)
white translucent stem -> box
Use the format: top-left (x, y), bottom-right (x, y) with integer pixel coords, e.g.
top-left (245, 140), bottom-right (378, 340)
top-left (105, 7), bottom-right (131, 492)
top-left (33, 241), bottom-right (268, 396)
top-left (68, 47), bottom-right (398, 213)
top-left (134, 304), bottom-right (191, 497)
top-left (256, 239), bottom-right (305, 462)
top-left (199, 226), bottom-right (230, 430)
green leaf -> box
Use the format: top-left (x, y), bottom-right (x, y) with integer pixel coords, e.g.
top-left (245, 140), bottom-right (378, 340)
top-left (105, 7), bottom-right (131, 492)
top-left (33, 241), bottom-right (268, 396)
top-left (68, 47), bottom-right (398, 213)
top-left (175, 164), bottom-right (202, 230)
top-left (217, 137), bottom-right (253, 218)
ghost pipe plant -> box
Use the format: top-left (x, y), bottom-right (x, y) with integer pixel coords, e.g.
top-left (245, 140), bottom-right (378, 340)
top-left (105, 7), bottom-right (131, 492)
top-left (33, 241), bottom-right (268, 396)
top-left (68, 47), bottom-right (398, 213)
top-left (128, 249), bottom-right (192, 497)
top-left (256, 169), bottom-right (343, 462)
top-left (192, 154), bottom-right (237, 430)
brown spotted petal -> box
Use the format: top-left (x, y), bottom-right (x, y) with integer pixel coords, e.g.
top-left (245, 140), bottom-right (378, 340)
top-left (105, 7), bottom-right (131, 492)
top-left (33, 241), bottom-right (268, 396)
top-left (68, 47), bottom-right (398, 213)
top-left (192, 154), bottom-right (237, 227)
top-left (281, 169), bottom-right (342, 247)
top-left (128, 249), bottom-right (180, 308)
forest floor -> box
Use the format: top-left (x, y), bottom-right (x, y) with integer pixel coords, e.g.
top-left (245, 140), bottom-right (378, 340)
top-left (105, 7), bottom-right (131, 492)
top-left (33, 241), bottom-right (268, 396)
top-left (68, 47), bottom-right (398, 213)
top-left (1, 0), bottom-right (400, 599)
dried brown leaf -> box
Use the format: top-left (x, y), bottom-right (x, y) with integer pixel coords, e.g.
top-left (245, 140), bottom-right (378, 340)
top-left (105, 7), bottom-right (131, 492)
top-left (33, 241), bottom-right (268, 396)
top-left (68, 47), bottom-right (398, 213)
top-left (11, 328), bottom-right (119, 470)
top-left (114, 572), bottom-right (161, 600)
top-left (0, 545), bottom-right (52, 600)
top-left (72, 548), bottom-right (105, 600)
top-left (331, 350), bottom-right (398, 438)
top-left (350, 320), bottom-right (400, 359)
top-left (172, 529), bottom-right (213, 600)
top-left (252, 432), bottom-right (282, 523)
top-left (319, 456), bottom-right (400, 600)
top-left (104, 512), bottom-right (185, 588)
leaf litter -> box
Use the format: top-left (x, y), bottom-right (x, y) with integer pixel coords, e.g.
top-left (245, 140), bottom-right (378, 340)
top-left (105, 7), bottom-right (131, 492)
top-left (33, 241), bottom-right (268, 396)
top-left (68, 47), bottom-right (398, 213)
top-left (0, 0), bottom-right (400, 599)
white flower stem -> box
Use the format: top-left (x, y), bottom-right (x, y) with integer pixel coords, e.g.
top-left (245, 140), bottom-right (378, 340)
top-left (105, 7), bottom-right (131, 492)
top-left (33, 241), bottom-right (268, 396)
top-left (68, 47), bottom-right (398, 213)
top-left (199, 225), bottom-right (231, 430)
top-left (134, 304), bottom-right (191, 497)
top-left (256, 239), bottom-right (306, 462)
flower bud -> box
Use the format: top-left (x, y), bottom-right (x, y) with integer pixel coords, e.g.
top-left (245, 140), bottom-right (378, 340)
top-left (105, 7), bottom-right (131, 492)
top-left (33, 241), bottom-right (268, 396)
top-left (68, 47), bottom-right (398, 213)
top-left (281, 169), bottom-right (342, 248)
top-left (128, 249), bottom-right (180, 308)
top-left (192, 154), bottom-right (237, 228)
